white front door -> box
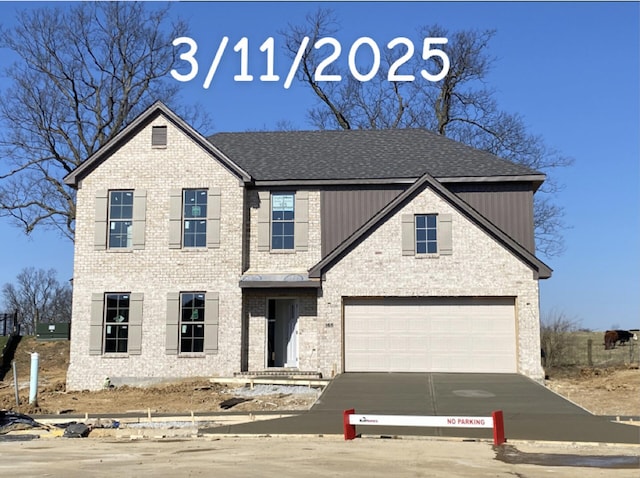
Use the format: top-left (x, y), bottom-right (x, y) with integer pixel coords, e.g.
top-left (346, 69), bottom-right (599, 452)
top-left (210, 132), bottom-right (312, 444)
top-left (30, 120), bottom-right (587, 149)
top-left (267, 298), bottom-right (299, 368)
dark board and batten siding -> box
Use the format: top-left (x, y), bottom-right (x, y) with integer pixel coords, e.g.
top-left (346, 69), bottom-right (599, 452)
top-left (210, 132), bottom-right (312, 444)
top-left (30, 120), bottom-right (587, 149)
top-left (321, 186), bottom-right (405, 257)
top-left (320, 182), bottom-right (536, 260)
top-left (447, 182), bottom-right (535, 254)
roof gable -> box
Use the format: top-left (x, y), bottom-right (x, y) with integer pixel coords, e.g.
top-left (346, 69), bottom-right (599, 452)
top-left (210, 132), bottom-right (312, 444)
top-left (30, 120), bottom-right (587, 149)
top-left (64, 101), bottom-right (251, 187)
top-left (308, 172), bottom-right (552, 280)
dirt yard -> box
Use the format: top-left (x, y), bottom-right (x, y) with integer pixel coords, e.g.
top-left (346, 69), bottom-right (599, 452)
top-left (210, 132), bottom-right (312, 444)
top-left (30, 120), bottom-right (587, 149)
top-left (544, 366), bottom-right (640, 417)
top-left (1, 337), bottom-right (639, 417)
top-left (2, 436), bottom-right (640, 478)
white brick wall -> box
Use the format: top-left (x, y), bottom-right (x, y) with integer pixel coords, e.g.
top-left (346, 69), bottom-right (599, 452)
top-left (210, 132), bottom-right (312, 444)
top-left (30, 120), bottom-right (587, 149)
top-left (69, 111), bottom-right (544, 389)
top-left (67, 116), bottom-right (245, 390)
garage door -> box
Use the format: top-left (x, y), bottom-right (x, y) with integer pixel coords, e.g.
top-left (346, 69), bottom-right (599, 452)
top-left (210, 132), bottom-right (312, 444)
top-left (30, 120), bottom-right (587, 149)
top-left (344, 297), bottom-right (517, 373)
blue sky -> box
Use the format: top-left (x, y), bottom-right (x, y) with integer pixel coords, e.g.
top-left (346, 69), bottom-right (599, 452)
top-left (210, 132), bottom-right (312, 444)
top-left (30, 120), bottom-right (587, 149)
top-left (0, 1), bottom-right (638, 331)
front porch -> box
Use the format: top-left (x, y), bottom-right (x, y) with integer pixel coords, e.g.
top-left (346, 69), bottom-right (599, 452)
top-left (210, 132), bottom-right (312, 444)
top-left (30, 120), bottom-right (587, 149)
top-left (241, 288), bottom-right (320, 376)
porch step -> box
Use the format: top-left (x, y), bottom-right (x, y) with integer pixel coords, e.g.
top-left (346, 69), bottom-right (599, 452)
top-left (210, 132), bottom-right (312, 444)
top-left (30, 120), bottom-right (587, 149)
top-left (211, 372), bottom-right (330, 388)
top-left (234, 370), bottom-right (323, 380)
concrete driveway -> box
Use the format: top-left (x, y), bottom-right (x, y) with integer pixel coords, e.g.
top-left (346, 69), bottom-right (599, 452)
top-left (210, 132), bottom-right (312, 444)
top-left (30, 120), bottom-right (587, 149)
top-left (206, 373), bottom-right (640, 444)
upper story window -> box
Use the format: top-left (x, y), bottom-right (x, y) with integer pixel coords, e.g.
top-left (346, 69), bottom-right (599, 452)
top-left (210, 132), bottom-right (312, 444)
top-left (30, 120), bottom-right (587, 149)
top-left (401, 213), bottom-right (452, 257)
top-left (104, 293), bottom-right (130, 353)
top-left (108, 190), bottom-right (133, 248)
top-left (95, 189), bottom-right (146, 251)
top-left (183, 189), bottom-right (208, 248)
top-left (415, 214), bottom-right (437, 254)
top-left (271, 192), bottom-right (295, 250)
top-left (257, 190), bottom-right (308, 253)
top-left (169, 188), bottom-right (220, 250)
top-left (180, 292), bottom-right (205, 353)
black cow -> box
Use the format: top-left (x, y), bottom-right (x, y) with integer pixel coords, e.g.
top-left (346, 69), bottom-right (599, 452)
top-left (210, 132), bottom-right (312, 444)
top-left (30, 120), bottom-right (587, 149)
top-left (615, 330), bottom-right (638, 345)
top-left (604, 329), bottom-right (638, 349)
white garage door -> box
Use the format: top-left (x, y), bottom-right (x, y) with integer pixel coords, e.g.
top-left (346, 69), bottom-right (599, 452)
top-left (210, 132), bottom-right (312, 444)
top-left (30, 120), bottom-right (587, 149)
top-left (344, 297), bottom-right (517, 373)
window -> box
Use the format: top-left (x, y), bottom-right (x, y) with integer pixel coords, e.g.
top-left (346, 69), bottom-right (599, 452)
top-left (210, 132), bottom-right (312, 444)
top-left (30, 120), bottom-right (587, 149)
top-left (180, 292), bottom-right (205, 353)
top-left (271, 192), bottom-right (295, 250)
top-left (95, 190), bottom-right (146, 250)
top-left (90, 292), bottom-right (143, 355)
top-left (402, 213), bottom-right (452, 257)
top-left (104, 294), bottom-right (130, 353)
top-left (166, 292), bottom-right (219, 355)
top-left (183, 189), bottom-right (208, 247)
top-left (257, 191), bottom-right (308, 253)
top-left (416, 214), bottom-right (438, 254)
top-left (169, 189), bottom-right (220, 249)
top-left (108, 190), bottom-right (133, 248)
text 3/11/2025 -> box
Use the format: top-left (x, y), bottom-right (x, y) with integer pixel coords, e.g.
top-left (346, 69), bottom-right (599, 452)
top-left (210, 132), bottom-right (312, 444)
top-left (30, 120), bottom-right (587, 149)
top-left (171, 36), bottom-right (451, 90)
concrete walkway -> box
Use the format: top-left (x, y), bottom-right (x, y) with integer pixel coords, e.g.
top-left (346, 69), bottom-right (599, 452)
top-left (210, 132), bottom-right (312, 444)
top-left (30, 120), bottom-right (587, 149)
top-left (204, 373), bottom-right (640, 444)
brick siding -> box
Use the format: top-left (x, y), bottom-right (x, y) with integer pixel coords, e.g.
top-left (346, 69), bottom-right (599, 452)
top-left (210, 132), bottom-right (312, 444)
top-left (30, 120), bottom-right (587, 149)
top-left (68, 112), bottom-right (544, 390)
top-left (67, 117), bottom-right (245, 390)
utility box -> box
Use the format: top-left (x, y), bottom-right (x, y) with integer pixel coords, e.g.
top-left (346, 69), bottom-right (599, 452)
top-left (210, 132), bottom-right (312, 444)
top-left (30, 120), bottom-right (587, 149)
top-left (36, 322), bottom-right (71, 341)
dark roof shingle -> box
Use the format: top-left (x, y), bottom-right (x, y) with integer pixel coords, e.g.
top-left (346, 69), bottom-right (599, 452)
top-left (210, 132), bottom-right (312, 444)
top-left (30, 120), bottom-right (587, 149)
top-left (208, 129), bottom-right (542, 182)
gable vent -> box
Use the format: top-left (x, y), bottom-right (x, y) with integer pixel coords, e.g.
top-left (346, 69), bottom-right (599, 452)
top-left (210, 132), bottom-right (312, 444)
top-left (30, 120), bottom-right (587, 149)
top-left (152, 125), bottom-right (167, 147)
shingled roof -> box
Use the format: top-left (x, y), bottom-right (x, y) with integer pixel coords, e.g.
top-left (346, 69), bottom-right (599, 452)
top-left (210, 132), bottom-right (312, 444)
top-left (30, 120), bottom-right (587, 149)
top-left (208, 129), bottom-right (543, 183)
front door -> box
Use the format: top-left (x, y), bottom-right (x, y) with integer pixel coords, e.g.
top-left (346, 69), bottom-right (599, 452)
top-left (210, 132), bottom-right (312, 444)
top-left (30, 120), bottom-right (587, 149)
top-left (267, 299), bottom-right (298, 368)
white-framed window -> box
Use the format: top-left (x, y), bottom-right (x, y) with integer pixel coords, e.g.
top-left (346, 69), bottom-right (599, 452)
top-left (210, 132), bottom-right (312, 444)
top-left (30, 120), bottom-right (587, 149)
top-left (271, 192), bottom-right (295, 250)
top-left (257, 190), bottom-right (308, 253)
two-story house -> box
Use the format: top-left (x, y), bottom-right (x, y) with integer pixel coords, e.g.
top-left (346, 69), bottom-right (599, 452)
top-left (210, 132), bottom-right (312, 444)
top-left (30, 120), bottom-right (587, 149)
top-left (63, 102), bottom-right (551, 390)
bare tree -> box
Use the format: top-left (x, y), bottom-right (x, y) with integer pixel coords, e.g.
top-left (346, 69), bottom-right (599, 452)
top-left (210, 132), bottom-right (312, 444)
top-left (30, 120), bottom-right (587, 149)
top-left (1, 267), bottom-right (72, 335)
top-left (280, 9), bottom-right (572, 257)
top-left (540, 310), bottom-right (582, 368)
top-left (0, 2), bottom-right (204, 240)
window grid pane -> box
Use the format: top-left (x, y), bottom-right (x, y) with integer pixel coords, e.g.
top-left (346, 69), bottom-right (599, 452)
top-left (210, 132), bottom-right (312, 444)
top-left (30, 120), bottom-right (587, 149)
top-left (183, 189), bottom-right (207, 248)
top-left (271, 193), bottom-right (295, 250)
top-left (108, 191), bottom-right (133, 248)
top-left (179, 292), bottom-right (205, 353)
top-left (415, 214), bottom-right (438, 254)
top-left (104, 293), bottom-right (130, 353)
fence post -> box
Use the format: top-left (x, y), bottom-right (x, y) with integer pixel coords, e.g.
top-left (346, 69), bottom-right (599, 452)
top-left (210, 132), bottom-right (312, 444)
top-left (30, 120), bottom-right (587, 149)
top-left (587, 339), bottom-right (593, 366)
top-left (13, 360), bottom-right (19, 406)
top-left (13, 311), bottom-right (19, 336)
